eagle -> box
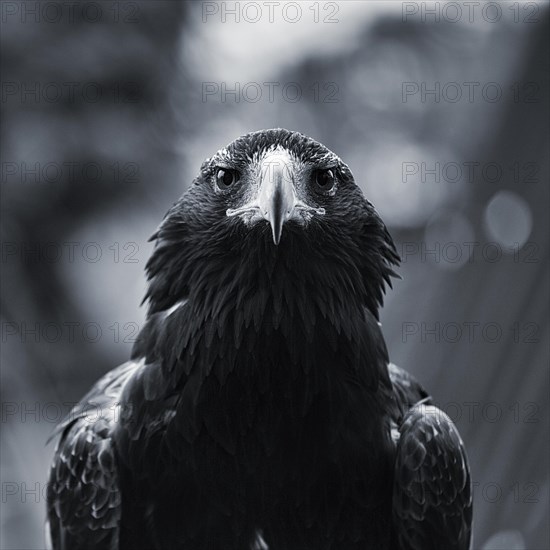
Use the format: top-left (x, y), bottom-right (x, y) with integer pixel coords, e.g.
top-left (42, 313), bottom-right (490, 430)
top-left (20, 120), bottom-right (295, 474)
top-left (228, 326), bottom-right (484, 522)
top-left (47, 129), bottom-right (472, 550)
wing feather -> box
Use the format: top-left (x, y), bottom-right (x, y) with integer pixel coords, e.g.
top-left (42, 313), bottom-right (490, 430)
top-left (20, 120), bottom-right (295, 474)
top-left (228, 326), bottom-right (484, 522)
top-left (46, 361), bottom-right (141, 549)
top-left (392, 403), bottom-right (473, 550)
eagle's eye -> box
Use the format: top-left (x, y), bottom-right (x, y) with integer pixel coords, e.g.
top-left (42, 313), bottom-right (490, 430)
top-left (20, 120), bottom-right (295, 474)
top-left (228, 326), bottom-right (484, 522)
top-left (216, 168), bottom-right (239, 189)
top-left (314, 169), bottom-right (335, 192)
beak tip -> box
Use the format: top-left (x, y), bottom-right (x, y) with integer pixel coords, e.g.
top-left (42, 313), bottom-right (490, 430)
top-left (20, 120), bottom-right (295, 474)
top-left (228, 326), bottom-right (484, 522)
top-left (271, 227), bottom-right (282, 245)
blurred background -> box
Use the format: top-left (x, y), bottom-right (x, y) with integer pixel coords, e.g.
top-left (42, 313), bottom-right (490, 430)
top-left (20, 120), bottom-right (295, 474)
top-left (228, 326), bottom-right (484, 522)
top-left (1, 1), bottom-right (548, 548)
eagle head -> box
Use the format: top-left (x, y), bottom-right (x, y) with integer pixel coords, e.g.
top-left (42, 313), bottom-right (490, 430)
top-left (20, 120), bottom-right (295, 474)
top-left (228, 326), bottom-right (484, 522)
top-left (143, 129), bottom-right (399, 321)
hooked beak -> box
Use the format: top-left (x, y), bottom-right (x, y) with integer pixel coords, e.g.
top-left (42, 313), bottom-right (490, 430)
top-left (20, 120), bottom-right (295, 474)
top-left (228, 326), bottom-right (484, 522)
top-left (225, 149), bottom-right (326, 244)
top-left (257, 160), bottom-right (296, 245)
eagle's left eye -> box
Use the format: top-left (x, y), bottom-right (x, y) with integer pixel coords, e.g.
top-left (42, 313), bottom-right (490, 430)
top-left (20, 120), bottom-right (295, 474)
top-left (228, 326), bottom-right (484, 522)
top-left (314, 169), bottom-right (335, 192)
top-left (216, 168), bottom-right (239, 189)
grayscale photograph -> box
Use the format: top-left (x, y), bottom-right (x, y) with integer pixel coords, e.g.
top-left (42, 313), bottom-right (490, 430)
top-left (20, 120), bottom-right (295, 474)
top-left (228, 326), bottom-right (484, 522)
top-left (1, 1), bottom-right (549, 549)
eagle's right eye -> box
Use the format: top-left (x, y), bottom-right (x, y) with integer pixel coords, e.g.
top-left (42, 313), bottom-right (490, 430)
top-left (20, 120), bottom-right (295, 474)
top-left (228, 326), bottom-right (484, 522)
top-left (216, 168), bottom-right (239, 189)
top-left (314, 169), bottom-right (335, 192)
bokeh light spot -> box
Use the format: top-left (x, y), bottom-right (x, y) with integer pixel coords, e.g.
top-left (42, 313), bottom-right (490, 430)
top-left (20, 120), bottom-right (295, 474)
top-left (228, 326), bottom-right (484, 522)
top-left (484, 191), bottom-right (532, 249)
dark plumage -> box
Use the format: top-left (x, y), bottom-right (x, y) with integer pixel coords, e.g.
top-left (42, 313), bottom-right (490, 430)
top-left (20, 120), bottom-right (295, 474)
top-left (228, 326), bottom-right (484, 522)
top-left (47, 129), bottom-right (472, 549)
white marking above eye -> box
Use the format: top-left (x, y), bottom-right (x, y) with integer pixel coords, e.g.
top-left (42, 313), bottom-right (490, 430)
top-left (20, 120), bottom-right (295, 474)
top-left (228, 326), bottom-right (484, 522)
top-left (258, 148), bottom-right (296, 182)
